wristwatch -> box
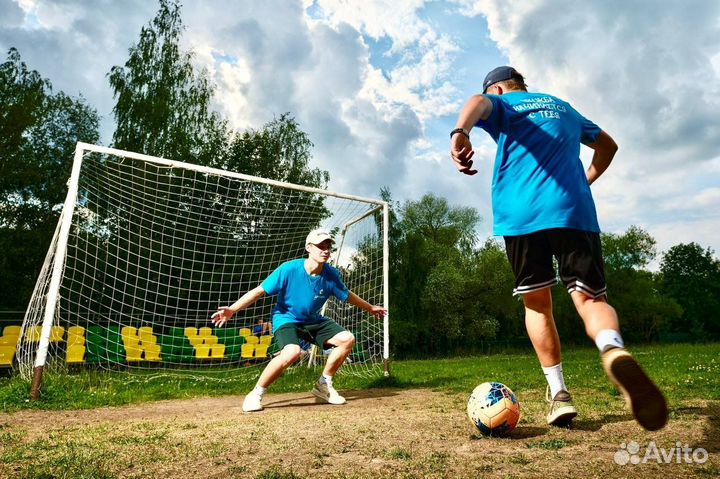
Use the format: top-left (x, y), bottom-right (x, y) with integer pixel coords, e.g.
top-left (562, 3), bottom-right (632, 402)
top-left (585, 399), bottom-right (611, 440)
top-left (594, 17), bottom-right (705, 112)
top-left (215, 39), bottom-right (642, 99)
top-left (450, 128), bottom-right (470, 139)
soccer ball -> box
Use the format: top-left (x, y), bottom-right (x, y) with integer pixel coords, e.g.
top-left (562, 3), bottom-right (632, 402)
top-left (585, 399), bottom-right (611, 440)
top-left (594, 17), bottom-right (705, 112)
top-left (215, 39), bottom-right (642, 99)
top-left (467, 382), bottom-right (521, 437)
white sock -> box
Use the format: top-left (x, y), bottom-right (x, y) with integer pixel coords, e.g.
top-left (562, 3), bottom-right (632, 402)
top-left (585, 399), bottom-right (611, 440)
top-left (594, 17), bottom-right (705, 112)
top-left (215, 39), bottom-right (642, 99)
top-left (542, 363), bottom-right (567, 398)
top-left (252, 385), bottom-right (267, 396)
top-left (595, 329), bottom-right (624, 353)
top-left (319, 374), bottom-right (333, 385)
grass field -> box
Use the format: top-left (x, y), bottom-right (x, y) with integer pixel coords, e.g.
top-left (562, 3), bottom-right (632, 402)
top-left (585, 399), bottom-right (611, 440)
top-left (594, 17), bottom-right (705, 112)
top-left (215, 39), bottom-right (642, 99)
top-left (0, 343), bottom-right (718, 478)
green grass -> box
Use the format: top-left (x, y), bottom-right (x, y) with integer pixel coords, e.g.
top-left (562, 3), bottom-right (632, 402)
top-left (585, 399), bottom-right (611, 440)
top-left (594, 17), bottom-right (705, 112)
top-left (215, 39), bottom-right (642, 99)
top-left (526, 438), bottom-right (568, 450)
top-left (0, 343), bottom-right (718, 412)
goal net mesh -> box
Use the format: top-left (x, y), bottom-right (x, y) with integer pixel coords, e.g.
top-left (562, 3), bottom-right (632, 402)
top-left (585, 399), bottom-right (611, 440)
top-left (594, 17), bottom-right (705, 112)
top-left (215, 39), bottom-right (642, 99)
top-left (17, 144), bottom-right (387, 380)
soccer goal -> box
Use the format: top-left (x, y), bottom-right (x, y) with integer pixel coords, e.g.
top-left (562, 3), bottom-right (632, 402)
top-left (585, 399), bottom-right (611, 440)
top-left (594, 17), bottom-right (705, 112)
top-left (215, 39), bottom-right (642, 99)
top-left (17, 143), bottom-right (389, 397)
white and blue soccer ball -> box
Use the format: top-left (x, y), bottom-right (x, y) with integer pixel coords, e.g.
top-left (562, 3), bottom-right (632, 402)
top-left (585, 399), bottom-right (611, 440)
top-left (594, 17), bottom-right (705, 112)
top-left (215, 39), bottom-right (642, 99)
top-left (467, 381), bottom-right (521, 437)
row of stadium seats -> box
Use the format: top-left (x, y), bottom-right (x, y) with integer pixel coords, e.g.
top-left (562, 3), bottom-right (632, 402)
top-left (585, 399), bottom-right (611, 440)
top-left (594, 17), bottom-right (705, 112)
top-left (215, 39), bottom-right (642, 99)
top-left (0, 324), bottom-right (278, 366)
top-left (0, 325), bottom-right (24, 366)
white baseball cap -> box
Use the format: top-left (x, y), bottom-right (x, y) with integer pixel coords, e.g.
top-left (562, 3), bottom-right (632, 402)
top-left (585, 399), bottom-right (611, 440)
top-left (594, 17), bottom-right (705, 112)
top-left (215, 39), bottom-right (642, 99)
top-left (305, 229), bottom-right (334, 245)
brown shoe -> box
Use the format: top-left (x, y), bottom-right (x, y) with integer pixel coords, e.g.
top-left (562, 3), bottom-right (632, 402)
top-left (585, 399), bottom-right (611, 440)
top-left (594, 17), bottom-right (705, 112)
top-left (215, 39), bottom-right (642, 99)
top-left (602, 348), bottom-right (668, 431)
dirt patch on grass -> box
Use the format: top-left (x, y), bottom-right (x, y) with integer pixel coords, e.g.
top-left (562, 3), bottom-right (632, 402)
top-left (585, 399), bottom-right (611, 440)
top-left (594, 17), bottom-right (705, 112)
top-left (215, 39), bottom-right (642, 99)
top-left (0, 388), bottom-right (718, 478)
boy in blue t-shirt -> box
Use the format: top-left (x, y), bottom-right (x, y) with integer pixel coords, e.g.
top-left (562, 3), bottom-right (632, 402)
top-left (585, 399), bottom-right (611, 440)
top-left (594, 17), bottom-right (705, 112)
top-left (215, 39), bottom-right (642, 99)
top-left (211, 229), bottom-right (387, 412)
top-left (449, 66), bottom-right (667, 431)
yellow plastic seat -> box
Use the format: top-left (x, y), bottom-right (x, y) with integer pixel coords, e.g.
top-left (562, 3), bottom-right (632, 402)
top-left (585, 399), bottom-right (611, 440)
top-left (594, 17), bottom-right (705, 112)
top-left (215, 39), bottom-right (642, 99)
top-left (143, 343), bottom-right (161, 361)
top-left (125, 343), bottom-right (143, 362)
top-left (210, 344), bottom-right (225, 359)
top-left (198, 326), bottom-right (213, 337)
top-left (24, 326), bottom-right (41, 343)
top-left (239, 328), bottom-right (252, 337)
top-left (188, 336), bottom-right (204, 346)
top-left (0, 335), bottom-right (19, 347)
top-left (241, 343), bottom-right (255, 359)
top-left (50, 326), bottom-right (65, 342)
top-left (254, 344), bottom-right (269, 358)
top-left (3, 325), bottom-right (21, 336)
top-left (121, 326), bottom-right (138, 339)
top-left (203, 336), bottom-right (218, 346)
top-left (138, 326), bottom-right (153, 336)
top-left (195, 344), bottom-right (211, 359)
top-left (245, 335), bottom-right (259, 345)
top-left (0, 346), bottom-right (15, 366)
top-left (139, 334), bottom-right (157, 346)
top-left (66, 344), bottom-right (85, 364)
top-left (67, 325), bottom-right (85, 337)
top-left (122, 334), bottom-right (140, 347)
top-left (185, 327), bottom-right (199, 338)
top-left (259, 335), bottom-right (273, 345)
top-left (67, 334), bottom-right (85, 346)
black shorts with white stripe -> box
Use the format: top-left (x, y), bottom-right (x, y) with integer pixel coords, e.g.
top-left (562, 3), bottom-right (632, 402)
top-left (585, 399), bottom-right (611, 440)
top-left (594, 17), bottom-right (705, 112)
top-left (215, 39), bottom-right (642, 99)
top-left (504, 228), bottom-right (607, 298)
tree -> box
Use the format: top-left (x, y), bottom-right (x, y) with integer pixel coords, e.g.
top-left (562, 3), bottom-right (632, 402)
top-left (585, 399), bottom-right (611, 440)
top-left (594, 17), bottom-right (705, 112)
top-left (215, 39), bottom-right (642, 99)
top-left (388, 193), bottom-right (510, 357)
top-left (225, 113), bottom-right (328, 188)
top-left (0, 48), bottom-right (47, 194)
top-left (0, 48), bottom-right (99, 310)
top-left (400, 193), bottom-right (479, 254)
top-left (553, 226), bottom-right (680, 343)
top-left (108, 0), bottom-right (227, 164)
top-left (601, 225), bottom-right (657, 270)
top-left (659, 243), bottom-right (720, 338)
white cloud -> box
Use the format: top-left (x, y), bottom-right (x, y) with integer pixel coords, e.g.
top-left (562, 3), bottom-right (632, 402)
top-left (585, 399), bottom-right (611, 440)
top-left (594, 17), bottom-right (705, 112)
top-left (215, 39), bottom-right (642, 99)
top-left (2, 0), bottom-right (718, 263)
top-left (453, 0), bottom-right (720, 260)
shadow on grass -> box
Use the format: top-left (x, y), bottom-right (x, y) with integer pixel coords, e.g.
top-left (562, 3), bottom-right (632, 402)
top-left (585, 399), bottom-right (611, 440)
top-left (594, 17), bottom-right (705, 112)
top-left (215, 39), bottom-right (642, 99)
top-left (468, 425), bottom-right (548, 441)
top-left (570, 412), bottom-right (630, 432)
top-left (510, 425), bottom-right (548, 439)
top-left (343, 388), bottom-right (402, 400)
top-left (675, 403), bottom-right (720, 453)
top-left (262, 388), bottom-right (401, 410)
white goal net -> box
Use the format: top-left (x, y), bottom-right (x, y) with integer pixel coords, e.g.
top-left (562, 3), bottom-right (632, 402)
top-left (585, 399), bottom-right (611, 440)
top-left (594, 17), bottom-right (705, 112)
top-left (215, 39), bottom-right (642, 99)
top-left (17, 143), bottom-right (389, 383)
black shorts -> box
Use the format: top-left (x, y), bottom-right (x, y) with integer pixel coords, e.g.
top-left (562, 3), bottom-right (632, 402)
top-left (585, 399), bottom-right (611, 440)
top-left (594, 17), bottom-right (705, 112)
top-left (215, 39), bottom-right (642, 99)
top-left (503, 228), bottom-right (607, 298)
top-left (273, 319), bottom-right (348, 350)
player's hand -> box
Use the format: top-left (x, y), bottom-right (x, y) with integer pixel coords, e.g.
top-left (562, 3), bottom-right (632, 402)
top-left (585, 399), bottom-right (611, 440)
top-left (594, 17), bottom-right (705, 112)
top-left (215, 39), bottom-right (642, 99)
top-left (369, 305), bottom-right (387, 319)
top-left (450, 133), bottom-right (477, 175)
top-left (211, 306), bottom-right (234, 327)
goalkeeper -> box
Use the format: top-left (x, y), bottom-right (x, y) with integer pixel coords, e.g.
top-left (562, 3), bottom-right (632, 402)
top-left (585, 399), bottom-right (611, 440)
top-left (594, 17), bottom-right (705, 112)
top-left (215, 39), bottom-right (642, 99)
top-left (211, 229), bottom-right (387, 412)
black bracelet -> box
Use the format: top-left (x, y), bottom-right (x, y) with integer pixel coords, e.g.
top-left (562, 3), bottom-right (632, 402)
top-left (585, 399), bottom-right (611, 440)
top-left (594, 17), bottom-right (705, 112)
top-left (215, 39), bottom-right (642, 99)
top-left (450, 128), bottom-right (469, 139)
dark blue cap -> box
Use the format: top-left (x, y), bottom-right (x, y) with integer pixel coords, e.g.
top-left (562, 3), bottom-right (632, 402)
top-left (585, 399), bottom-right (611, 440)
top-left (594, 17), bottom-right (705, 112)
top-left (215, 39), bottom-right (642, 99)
top-left (482, 66), bottom-right (524, 93)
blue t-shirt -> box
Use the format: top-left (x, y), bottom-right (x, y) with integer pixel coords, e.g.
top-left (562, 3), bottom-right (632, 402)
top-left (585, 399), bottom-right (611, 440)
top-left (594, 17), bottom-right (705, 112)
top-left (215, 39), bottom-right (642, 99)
top-left (476, 92), bottom-right (602, 236)
top-left (261, 259), bottom-right (349, 332)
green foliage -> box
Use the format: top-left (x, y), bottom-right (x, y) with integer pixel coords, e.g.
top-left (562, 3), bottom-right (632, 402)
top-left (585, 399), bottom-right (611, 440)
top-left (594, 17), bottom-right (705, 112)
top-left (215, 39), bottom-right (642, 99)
top-left (389, 193), bottom-right (516, 358)
top-left (0, 47), bottom-right (48, 188)
top-left (601, 225), bottom-right (656, 270)
top-left (0, 48), bottom-right (99, 310)
top-left (226, 113), bottom-right (329, 188)
top-left (554, 226), bottom-right (683, 344)
top-left (659, 242), bottom-right (720, 338)
top-left (108, 0), bottom-right (227, 165)
top-left (606, 268), bottom-right (681, 341)
top-left (400, 193), bottom-right (479, 254)
top-left (79, 1), bottom-right (331, 323)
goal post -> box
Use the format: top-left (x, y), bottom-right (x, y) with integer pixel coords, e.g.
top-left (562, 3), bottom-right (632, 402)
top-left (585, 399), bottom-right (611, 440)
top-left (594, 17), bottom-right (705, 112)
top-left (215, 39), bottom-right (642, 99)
top-left (18, 142), bottom-right (390, 397)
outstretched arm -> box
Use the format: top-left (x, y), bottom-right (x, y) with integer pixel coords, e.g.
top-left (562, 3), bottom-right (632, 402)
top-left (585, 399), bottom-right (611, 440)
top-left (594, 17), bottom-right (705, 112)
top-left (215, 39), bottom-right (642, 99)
top-left (211, 285), bottom-right (266, 327)
top-left (450, 94), bottom-right (494, 176)
top-left (347, 292), bottom-right (387, 319)
top-left (585, 130), bottom-right (618, 185)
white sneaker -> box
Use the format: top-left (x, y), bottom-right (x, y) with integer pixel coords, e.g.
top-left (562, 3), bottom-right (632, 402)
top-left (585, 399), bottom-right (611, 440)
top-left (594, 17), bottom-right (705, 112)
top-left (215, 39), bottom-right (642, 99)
top-left (312, 380), bottom-right (346, 405)
top-left (242, 391), bottom-right (263, 412)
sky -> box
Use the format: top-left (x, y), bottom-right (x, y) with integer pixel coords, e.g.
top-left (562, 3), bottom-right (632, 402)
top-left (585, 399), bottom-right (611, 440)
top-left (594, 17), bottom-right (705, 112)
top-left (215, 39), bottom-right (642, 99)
top-left (1, 0), bottom-right (719, 268)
